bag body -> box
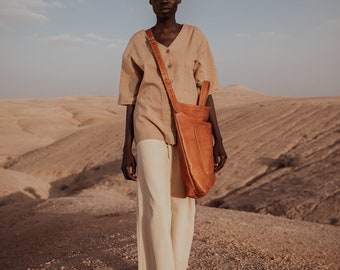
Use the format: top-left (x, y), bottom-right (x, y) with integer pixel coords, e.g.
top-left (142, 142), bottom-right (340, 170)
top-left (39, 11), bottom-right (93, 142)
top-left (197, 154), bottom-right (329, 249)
top-left (174, 102), bottom-right (216, 198)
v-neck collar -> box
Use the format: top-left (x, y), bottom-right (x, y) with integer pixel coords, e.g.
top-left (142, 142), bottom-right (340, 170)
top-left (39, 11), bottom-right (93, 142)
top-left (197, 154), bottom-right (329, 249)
top-left (154, 24), bottom-right (186, 49)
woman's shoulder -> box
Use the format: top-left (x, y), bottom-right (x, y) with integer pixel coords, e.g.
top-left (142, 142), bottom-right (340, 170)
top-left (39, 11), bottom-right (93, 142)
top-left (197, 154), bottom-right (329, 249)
top-left (182, 24), bottom-right (209, 44)
top-left (122, 30), bottom-right (148, 56)
top-left (123, 30), bottom-right (148, 52)
top-left (183, 24), bottom-right (207, 38)
top-left (184, 24), bottom-right (201, 31)
top-left (128, 30), bottom-right (147, 43)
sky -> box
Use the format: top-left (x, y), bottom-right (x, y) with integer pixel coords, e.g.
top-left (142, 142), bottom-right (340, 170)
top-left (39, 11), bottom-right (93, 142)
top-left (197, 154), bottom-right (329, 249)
top-left (0, 0), bottom-right (339, 99)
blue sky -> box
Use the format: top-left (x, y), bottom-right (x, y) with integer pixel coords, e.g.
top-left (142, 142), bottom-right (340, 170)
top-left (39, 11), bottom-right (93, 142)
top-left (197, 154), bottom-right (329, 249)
top-left (0, 0), bottom-right (339, 98)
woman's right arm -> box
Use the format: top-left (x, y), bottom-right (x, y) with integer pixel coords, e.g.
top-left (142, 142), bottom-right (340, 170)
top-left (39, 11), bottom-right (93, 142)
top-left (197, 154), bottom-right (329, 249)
top-left (121, 104), bottom-right (137, 181)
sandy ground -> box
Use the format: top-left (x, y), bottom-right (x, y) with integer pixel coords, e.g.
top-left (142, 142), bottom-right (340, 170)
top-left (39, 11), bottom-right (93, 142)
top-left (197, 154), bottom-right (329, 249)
top-left (0, 85), bottom-right (339, 269)
top-left (0, 194), bottom-right (339, 270)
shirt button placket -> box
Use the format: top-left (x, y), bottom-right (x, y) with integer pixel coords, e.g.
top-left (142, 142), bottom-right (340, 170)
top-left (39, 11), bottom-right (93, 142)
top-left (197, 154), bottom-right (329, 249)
top-left (163, 48), bottom-right (172, 131)
top-left (166, 49), bottom-right (172, 69)
top-left (165, 49), bottom-right (174, 83)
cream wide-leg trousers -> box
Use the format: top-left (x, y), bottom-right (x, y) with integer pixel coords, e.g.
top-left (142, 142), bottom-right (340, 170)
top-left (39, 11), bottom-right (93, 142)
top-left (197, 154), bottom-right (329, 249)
top-left (136, 139), bottom-right (196, 270)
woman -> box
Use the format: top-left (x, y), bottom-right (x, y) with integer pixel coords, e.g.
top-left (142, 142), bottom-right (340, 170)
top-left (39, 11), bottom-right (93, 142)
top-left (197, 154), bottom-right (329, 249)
top-left (118, 1), bottom-right (227, 269)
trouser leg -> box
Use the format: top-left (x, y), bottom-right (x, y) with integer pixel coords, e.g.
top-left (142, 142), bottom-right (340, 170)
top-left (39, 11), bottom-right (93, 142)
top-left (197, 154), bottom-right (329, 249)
top-left (136, 139), bottom-right (195, 270)
top-left (170, 145), bottom-right (196, 270)
top-left (137, 139), bottom-right (174, 270)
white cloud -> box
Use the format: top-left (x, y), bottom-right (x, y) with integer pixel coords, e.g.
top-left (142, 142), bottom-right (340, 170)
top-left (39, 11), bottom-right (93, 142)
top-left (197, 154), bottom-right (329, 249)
top-left (108, 39), bottom-right (127, 49)
top-left (86, 33), bottom-right (111, 43)
top-left (236, 32), bottom-right (291, 40)
top-left (260, 32), bottom-right (292, 40)
top-left (235, 33), bottom-right (252, 38)
top-left (324, 19), bottom-right (340, 29)
top-left (86, 33), bottom-right (127, 49)
top-left (315, 19), bottom-right (340, 31)
top-left (39, 33), bottom-right (127, 49)
top-left (39, 34), bottom-right (93, 46)
top-left (0, 0), bottom-right (62, 28)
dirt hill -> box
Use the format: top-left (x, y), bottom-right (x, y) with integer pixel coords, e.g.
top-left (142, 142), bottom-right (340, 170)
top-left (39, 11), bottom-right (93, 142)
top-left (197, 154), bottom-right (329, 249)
top-left (0, 87), bottom-right (339, 269)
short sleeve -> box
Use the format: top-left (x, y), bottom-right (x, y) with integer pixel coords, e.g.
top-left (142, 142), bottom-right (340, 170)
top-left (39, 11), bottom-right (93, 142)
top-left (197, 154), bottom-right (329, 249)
top-left (194, 30), bottom-right (221, 95)
top-left (118, 38), bottom-right (143, 105)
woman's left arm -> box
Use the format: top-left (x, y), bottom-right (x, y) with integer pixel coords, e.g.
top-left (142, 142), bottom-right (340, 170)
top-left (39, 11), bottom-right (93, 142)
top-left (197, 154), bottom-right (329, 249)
top-left (206, 95), bottom-right (228, 172)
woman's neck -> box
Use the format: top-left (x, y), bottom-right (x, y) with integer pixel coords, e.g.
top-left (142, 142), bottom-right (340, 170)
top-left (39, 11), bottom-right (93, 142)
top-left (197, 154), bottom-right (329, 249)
top-left (151, 22), bottom-right (182, 47)
top-left (154, 17), bottom-right (179, 33)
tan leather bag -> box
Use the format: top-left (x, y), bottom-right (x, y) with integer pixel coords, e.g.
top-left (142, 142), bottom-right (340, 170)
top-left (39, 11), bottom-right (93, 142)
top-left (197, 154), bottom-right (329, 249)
top-left (146, 29), bottom-right (216, 198)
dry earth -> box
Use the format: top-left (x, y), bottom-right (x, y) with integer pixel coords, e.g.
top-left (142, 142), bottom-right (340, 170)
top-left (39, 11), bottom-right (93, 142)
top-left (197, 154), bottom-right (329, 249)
top-left (0, 86), bottom-right (339, 269)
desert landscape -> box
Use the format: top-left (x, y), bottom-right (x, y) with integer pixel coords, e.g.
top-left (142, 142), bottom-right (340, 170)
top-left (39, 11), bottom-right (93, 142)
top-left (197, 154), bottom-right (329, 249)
top-left (0, 85), bottom-right (339, 270)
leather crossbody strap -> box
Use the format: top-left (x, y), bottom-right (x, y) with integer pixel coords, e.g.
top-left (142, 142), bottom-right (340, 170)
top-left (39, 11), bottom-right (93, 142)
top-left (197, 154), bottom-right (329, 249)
top-left (145, 29), bottom-right (210, 112)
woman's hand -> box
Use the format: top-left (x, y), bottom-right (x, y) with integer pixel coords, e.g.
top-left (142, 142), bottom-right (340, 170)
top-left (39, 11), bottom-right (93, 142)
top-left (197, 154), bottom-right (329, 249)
top-left (213, 140), bottom-right (228, 173)
top-left (206, 95), bottom-right (228, 172)
top-left (121, 149), bottom-right (137, 181)
top-left (121, 104), bottom-right (137, 181)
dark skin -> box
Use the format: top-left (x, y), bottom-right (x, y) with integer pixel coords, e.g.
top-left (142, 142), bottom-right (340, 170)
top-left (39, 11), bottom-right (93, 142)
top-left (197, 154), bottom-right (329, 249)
top-left (121, 0), bottom-right (227, 181)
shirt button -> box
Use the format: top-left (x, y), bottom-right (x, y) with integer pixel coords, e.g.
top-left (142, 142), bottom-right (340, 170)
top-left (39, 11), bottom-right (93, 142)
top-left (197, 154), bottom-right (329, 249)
top-left (168, 64), bottom-right (172, 68)
top-left (166, 49), bottom-right (170, 53)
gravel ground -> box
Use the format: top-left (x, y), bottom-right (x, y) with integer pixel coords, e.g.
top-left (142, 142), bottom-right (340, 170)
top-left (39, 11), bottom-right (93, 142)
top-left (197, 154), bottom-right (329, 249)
top-left (0, 201), bottom-right (339, 270)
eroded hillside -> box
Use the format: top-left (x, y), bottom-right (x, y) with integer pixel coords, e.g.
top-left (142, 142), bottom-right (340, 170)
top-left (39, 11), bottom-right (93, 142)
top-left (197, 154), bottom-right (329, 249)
top-left (1, 90), bottom-right (339, 226)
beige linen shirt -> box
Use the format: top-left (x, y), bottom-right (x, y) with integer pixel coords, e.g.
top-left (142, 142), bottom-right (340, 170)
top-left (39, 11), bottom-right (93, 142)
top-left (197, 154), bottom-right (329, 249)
top-left (118, 24), bottom-right (221, 145)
